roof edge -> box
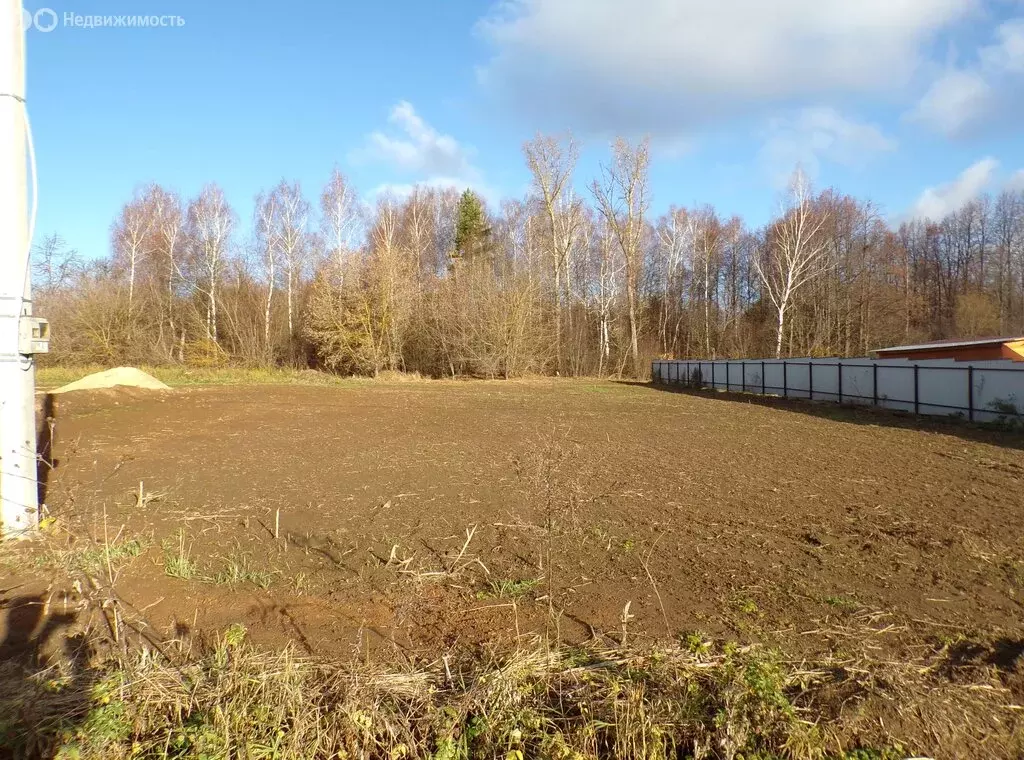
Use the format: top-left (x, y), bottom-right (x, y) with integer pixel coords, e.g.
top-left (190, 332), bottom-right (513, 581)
top-left (874, 337), bottom-right (1024, 353)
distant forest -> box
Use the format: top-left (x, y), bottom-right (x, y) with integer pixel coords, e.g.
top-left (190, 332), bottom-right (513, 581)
top-left (32, 135), bottom-right (1024, 378)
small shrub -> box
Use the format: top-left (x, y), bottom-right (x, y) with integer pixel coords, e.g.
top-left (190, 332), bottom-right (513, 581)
top-left (986, 396), bottom-right (1024, 431)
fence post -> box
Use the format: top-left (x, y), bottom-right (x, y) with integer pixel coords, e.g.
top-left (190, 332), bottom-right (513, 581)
top-left (808, 361), bottom-right (814, 400)
top-left (968, 366), bottom-right (974, 422)
top-left (761, 361), bottom-right (766, 394)
top-left (711, 362), bottom-right (715, 389)
top-left (872, 363), bottom-right (878, 406)
top-left (913, 364), bottom-right (919, 415)
top-left (783, 362), bottom-right (788, 397)
top-left (741, 361), bottom-right (746, 392)
top-left (837, 362), bottom-right (843, 404)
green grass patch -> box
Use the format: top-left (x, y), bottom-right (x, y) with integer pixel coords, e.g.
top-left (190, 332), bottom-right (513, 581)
top-left (824, 595), bottom-right (859, 611)
top-left (212, 554), bottom-right (277, 590)
top-left (162, 537), bottom-right (275, 590)
top-left (162, 532), bottom-right (200, 581)
top-left (39, 538), bottom-right (147, 576)
top-left (476, 577), bottom-right (542, 600)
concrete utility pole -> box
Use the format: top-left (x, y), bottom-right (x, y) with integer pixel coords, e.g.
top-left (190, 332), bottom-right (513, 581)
top-left (0, 0), bottom-right (41, 538)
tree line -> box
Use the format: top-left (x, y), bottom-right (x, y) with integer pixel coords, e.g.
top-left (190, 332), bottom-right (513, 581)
top-left (32, 135), bottom-right (1024, 378)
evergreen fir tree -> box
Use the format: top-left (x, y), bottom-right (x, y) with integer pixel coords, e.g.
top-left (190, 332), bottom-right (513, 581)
top-left (452, 189), bottom-right (491, 267)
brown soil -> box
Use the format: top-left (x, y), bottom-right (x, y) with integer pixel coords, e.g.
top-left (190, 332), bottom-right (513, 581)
top-left (5, 380), bottom-right (1024, 670)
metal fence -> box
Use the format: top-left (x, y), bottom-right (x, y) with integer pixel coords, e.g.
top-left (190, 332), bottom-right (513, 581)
top-left (652, 357), bottom-right (1024, 422)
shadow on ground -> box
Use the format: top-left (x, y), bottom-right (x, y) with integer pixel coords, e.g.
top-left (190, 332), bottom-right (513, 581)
top-left (625, 381), bottom-right (1024, 451)
top-left (0, 592), bottom-right (96, 756)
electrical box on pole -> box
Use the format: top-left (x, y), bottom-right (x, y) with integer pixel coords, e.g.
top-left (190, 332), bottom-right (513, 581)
top-left (19, 316), bottom-right (49, 354)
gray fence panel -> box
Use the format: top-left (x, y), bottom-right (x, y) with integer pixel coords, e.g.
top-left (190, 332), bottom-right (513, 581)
top-left (652, 357), bottom-right (1024, 421)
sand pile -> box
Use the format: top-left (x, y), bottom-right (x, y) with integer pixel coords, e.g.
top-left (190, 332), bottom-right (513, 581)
top-left (52, 367), bottom-right (171, 394)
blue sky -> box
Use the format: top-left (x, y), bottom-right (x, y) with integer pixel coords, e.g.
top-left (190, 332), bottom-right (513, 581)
top-left (22, 0), bottom-right (1024, 260)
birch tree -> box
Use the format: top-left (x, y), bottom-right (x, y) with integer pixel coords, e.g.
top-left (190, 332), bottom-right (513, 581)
top-left (320, 167), bottom-right (361, 285)
top-left (254, 190), bottom-right (280, 352)
top-left (524, 133), bottom-right (582, 374)
top-left (655, 207), bottom-right (690, 356)
top-left (270, 180), bottom-right (311, 340)
top-left (592, 137), bottom-right (650, 374)
top-left (754, 170), bottom-right (832, 358)
top-left (590, 214), bottom-right (623, 375)
top-left (187, 184), bottom-right (235, 344)
top-left (690, 206), bottom-right (723, 357)
top-left (112, 191), bottom-right (153, 309)
top-left (148, 185), bottom-right (185, 358)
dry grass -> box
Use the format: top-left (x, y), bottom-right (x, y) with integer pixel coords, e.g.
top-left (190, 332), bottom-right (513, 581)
top-left (0, 635), bottom-right (844, 760)
top-left (1, 615), bottom-right (1020, 760)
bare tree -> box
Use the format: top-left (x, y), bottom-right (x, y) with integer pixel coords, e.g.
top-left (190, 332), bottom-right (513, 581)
top-left (402, 186), bottom-right (441, 279)
top-left (111, 190), bottom-right (154, 309)
top-left (592, 137), bottom-right (650, 374)
top-left (32, 234), bottom-right (81, 294)
top-left (655, 207), bottom-right (689, 356)
top-left (689, 206), bottom-right (723, 357)
top-left (370, 194), bottom-right (403, 372)
top-left (754, 170), bottom-right (832, 358)
top-left (590, 213), bottom-right (623, 375)
top-left (254, 189), bottom-right (280, 353)
top-left (186, 184), bottom-right (235, 344)
top-left (993, 190), bottom-right (1024, 331)
top-left (270, 181), bottom-right (311, 342)
top-left (524, 133), bottom-right (582, 374)
top-left (147, 185), bottom-right (185, 359)
top-left (320, 167), bottom-right (362, 285)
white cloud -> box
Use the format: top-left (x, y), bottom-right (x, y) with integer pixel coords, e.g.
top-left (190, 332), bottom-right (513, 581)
top-left (759, 107), bottom-right (896, 185)
top-left (907, 158), bottom-right (999, 220)
top-left (352, 101), bottom-right (479, 180)
top-left (353, 101), bottom-right (495, 203)
top-left (980, 18), bottom-right (1024, 73)
top-left (1007, 169), bottom-right (1024, 192)
top-left (908, 17), bottom-right (1024, 137)
top-left (908, 71), bottom-right (994, 136)
top-left (476, 0), bottom-right (974, 137)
